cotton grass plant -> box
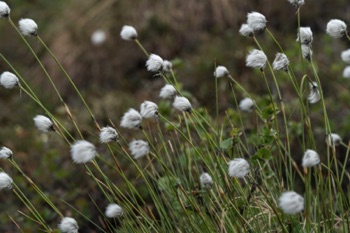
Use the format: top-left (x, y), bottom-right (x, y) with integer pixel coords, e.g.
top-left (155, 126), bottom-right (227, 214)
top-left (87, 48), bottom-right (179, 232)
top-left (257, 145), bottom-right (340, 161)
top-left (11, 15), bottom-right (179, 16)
top-left (0, 1), bottom-right (350, 232)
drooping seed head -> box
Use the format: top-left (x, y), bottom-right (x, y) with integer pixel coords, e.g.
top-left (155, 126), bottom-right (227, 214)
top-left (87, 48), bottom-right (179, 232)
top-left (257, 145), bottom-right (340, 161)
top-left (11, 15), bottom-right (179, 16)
top-left (0, 172), bottom-right (13, 190)
top-left (91, 29), bottom-right (106, 45)
top-left (326, 19), bottom-right (347, 39)
top-left (33, 115), bottom-right (54, 133)
top-left (0, 1), bottom-right (10, 18)
top-left (70, 140), bottom-right (96, 164)
top-left (18, 18), bottom-right (38, 36)
top-left (302, 149), bottom-right (320, 168)
top-left (129, 140), bottom-right (149, 159)
top-left (239, 97), bottom-right (255, 112)
top-left (272, 53), bottom-right (290, 72)
top-left (287, 0), bottom-right (304, 8)
top-left (246, 49), bottom-right (267, 70)
top-left (343, 66), bottom-right (350, 78)
top-left (308, 81), bottom-right (320, 104)
top-left (0, 147), bottom-right (12, 159)
top-left (105, 203), bottom-right (123, 218)
top-left (326, 133), bottom-right (342, 147)
top-left (278, 191), bottom-right (304, 214)
top-left (239, 24), bottom-right (254, 37)
top-left (296, 27), bottom-right (313, 45)
top-left (172, 96), bottom-right (192, 112)
top-left (228, 158), bottom-right (250, 178)
top-left (120, 25), bottom-right (138, 40)
top-left (247, 11), bottom-right (267, 31)
top-left (341, 49), bottom-right (350, 64)
top-left (140, 101), bottom-right (158, 119)
top-left (159, 84), bottom-right (176, 99)
top-left (200, 172), bottom-right (213, 189)
top-left (99, 126), bottom-right (118, 143)
top-left (214, 66), bottom-right (229, 78)
top-left (120, 108), bottom-right (142, 129)
top-left (0, 71), bottom-right (19, 89)
top-left (58, 217), bottom-right (79, 233)
top-left (146, 54), bottom-right (164, 72)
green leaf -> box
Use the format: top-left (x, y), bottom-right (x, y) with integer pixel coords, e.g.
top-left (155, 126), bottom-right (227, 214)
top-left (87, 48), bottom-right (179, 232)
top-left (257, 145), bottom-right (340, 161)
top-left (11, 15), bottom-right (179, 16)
top-left (251, 148), bottom-right (272, 165)
top-left (157, 176), bottom-right (180, 191)
top-left (261, 104), bottom-right (279, 120)
top-left (220, 138), bottom-right (233, 149)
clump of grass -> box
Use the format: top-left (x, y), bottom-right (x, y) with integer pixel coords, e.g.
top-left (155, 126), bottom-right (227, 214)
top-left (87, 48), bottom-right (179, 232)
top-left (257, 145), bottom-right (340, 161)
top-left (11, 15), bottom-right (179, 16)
top-left (0, 1), bottom-right (350, 232)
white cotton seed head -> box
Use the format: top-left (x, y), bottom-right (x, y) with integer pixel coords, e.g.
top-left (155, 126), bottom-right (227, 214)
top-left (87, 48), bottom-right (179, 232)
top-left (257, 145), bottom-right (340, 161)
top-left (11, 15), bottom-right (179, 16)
top-left (287, 0), bottom-right (304, 8)
top-left (214, 66), bottom-right (229, 78)
top-left (278, 191), bottom-right (304, 214)
top-left (326, 19), bottom-right (347, 39)
top-left (91, 29), bottom-right (106, 45)
top-left (120, 25), bottom-right (137, 40)
top-left (146, 54), bottom-right (164, 72)
top-left (99, 126), bottom-right (118, 143)
top-left (301, 44), bottom-right (312, 61)
top-left (0, 147), bottom-right (13, 159)
top-left (172, 96), bottom-right (192, 112)
top-left (105, 204), bottom-right (123, 218)
top-left (18, 18), bottom-right (38, 36)
top-left (159, 84), bottom-right (176, 99)
top-left (120, 108), bottom-right (142, 129)
top-left (33, 115), bottom-right (54, 133)
top-left (200, 172), bottom-right (213, 189)
top-left (129, 140), bottom-right (149, 159)
top-left (228, 158), bottom-right (250, 178)
top-left (0, 1), bottom-right (10, 18)
top-left (239, 24), bottom-right (254, 37)
top-left (308, 81), bottom-right (320, 104)
top-left (343, 66), bottom-right (350, 78)
top-left (0, 71), bottom-right (19, 89)
top-left (58, 217), bottom-right (79, 233)
top-left (247, 12), bottom-right (267, 31)
top-left (246, 49), bottom-right (267, 70)
top-left (70, 140), bottom-right (96, 164)
top-left (302, 149), bottom-right (320, 168)
top-left (341, 49), bottom-right (350, 64)
top-left (0, 172), bottom-right (13, 190)
top-left (239, 97), bottom-right (254, 112)
top-left (326, 133), bottom-right (342, 147)
top-left (297, 27), bottom-right (313, 45)
top-left (140, 101), bottom-right (158, 119)
top-left (163, 60), bottom-right (173, 72)
top-left (272, 53), bottom-right (290, 72)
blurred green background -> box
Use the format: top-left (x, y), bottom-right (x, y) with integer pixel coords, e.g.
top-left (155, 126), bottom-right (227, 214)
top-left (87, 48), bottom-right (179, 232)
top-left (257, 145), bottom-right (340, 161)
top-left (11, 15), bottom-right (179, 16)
top-left (0, 0), bottom-right (350, 232)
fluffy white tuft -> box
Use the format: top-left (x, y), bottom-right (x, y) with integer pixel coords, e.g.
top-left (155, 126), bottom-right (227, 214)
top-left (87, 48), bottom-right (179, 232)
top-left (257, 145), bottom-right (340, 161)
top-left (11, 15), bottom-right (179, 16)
top-left (272, 53), bottom-right (290, 71)
top-left (0, 1), bottom-right (10, 18)
top-left (58, 217), bottom-right (79, 233)
top-left (120, 25), bottom-right (137, 40)
top-left (278, 191), bottom-right (304, 214)
top-left (120, 108), bottom-right (142, 129)
top-left (343, 66), bottom-right (350, 78)
top-left (70, 140), bottom-right (96, 164)
top-left (33, 115), bottom-right (54, 133)
top-left (239, 24), bottom-right (254, 37)
top-left (341, 49), bottom-right (350, 63)
top-left (172, 96), bottom-right (192, 112)
top-left (146, 54), bottom-right (164, 72)
top-left (140, 101), bottom-right (158, 119)
top-left (162, 60), bottom-right (173, 72)
top-left (129, 140), bottom-right (149, 159)
top-left (0, 147), bottom-right (13, 159)
top-left (326, 19), bottom-right (347, 38)
top-left (228, 158), bottom-right (250, 178)
top-left (200, 172), bottom-right (213, 189)
top-left (0, 71), bottom-right (19, 89)
top-left (214, 66), bottom-right (229, 78)
top-left (99, 126), bottom-right (118, 143)
top-left (308, 81), bottom-right (320, 104)
top-left (18, 18), bottom-right (38, 36)
top-left (159, 84), bottom-right (176, 99)
top-left (302, 149), bottom-right (320, 168)
top-left (247, 12), bottom-right (267, 31)
top-left (301, 44), bottom-right (312, 61)
top-left (287, 0), bottom-right (304, 8)
top-left (0, 172), bottom-right (13, 190)
top-left (105, 203), bottom-right (124, 218)
top-left (239, 97), bottom-right (255, 112)
top-left (326, 133), bottom-right (342, 147)
top-left (296, 27), bottom-right (313, 45)
top-left (246, 49), bottom-right (267, 70)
